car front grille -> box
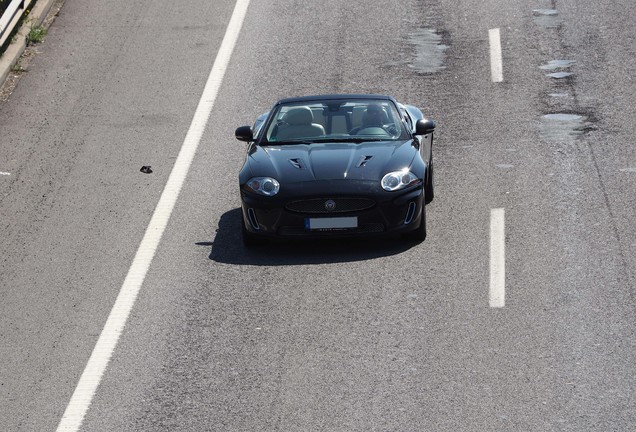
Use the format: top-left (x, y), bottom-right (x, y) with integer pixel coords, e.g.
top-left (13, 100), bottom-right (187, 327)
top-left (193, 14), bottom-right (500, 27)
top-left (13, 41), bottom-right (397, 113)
top-left (285, 198), bottom-right (376, 214)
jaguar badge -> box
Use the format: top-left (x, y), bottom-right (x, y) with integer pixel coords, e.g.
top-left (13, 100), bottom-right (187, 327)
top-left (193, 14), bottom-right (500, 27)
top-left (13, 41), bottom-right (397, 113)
top-left (325, 200), bottom-right (336, 211)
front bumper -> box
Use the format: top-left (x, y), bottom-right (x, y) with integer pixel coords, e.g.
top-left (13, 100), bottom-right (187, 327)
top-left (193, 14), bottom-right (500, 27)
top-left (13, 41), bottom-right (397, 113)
top-left (240, 185), bottom-right (424, 239)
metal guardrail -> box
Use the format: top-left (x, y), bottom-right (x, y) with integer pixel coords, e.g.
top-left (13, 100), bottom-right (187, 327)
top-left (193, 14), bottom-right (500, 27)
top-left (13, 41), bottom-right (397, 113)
top-left (0, 0), bottom-right (11, 15)
top-left (0, 0), bottom-right (29, 48)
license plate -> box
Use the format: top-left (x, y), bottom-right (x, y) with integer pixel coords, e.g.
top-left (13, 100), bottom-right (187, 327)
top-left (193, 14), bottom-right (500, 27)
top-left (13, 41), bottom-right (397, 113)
top-left (305, 217), bottom-right (358, 230)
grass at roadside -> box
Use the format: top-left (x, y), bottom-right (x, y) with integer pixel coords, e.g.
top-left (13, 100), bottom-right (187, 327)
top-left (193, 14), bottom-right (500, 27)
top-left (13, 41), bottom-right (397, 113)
top-left (26, 23), bottom-right (47, 45)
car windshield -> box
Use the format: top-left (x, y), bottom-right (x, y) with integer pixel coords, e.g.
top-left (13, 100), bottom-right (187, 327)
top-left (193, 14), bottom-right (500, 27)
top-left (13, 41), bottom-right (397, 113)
top-left (263, 99), bottom-right (411, 144)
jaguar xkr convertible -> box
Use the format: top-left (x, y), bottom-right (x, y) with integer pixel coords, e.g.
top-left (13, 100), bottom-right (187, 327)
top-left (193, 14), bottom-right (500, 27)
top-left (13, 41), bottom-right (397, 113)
top-left (234, 94), bottom-right (436, 245)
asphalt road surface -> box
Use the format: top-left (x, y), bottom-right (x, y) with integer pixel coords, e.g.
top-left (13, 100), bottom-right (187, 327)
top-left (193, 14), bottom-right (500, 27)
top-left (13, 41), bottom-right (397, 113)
top-left (1, 0), bottom-right (635, 430)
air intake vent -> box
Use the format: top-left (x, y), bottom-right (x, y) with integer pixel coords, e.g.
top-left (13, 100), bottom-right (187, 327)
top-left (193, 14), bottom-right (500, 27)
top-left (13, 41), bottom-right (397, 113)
top-left (404, 202), bottom-right (416, 224)
top-left (357, 155), bottom-right (373, 167)
top-left (247, 208), bottom-right (260, 230)
top-left (289, 158), bottom-right (304, 169)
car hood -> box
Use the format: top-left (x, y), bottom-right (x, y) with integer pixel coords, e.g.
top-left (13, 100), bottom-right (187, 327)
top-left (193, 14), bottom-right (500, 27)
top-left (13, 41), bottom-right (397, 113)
top-left (246, 140), bottom-right (418, 182)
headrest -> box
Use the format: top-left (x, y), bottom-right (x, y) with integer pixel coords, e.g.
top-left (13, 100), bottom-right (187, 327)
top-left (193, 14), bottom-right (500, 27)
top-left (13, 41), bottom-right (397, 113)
top-left (363, 106), bottom-right (389, 125)
top-left (284, 107), bottom-right (314, 125)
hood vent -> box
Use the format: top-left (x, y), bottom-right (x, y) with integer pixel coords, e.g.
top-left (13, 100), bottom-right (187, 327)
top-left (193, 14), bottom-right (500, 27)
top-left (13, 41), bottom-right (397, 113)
top-left (289, 158), bottom-right (305, 169)
top-left (357, 155), bottom-right (373, 167)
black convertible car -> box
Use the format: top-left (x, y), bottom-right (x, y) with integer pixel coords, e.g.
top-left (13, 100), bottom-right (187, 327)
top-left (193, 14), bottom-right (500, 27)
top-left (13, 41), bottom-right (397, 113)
top-left (234, 94), bottom-right (436, 245)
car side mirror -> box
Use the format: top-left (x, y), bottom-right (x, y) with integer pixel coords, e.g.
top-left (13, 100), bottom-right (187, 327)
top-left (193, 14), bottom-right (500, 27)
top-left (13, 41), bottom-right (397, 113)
top-left (415, 119), bottom-right (436, 135)
top-left (235, 126), bottom-right (253, 142)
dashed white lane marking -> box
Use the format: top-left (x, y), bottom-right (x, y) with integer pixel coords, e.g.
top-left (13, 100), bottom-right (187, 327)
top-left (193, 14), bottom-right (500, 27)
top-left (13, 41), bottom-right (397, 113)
top-left (55, 0), bottom-right (251, 430)
top-left (490, 208), bottom-right (506, 307)
top-left (489, 28), bottom-right (504, 83)
top-left (0, 171), bottom-right (10, 176)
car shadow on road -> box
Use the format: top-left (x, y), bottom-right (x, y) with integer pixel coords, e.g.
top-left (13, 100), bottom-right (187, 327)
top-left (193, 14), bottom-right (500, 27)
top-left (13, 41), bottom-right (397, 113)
top-left (196, 208), bottom-right (416, 266)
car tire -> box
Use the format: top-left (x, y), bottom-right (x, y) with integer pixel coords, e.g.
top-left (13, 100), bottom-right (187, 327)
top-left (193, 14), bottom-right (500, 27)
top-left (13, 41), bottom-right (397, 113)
top-left (425, 163), bottom-right (434, 204)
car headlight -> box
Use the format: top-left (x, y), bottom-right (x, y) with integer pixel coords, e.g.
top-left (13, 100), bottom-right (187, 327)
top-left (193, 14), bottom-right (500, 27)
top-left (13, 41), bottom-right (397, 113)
top-left (381, 169), bottom-right (419, 191)
top-left (245, 177), bottom-right (280, 196)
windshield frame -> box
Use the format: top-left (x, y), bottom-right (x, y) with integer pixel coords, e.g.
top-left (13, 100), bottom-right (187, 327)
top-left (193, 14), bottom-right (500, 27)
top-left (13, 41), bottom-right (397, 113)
top-left (259, 98), bottom-right (412, 145)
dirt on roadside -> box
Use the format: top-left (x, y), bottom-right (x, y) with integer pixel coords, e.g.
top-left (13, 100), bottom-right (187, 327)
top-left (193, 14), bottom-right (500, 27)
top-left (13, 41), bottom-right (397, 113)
top-left (0, 0), bottom-right (65, 102)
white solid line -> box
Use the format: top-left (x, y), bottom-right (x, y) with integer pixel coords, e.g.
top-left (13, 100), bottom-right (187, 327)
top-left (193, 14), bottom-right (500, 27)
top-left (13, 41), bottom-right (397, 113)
top-left (55, 0), bottom-right (251, 430)
top-left (489, 208), bottom-right (505, 307)
top-left (489, 28), bottom-right (503, 83)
